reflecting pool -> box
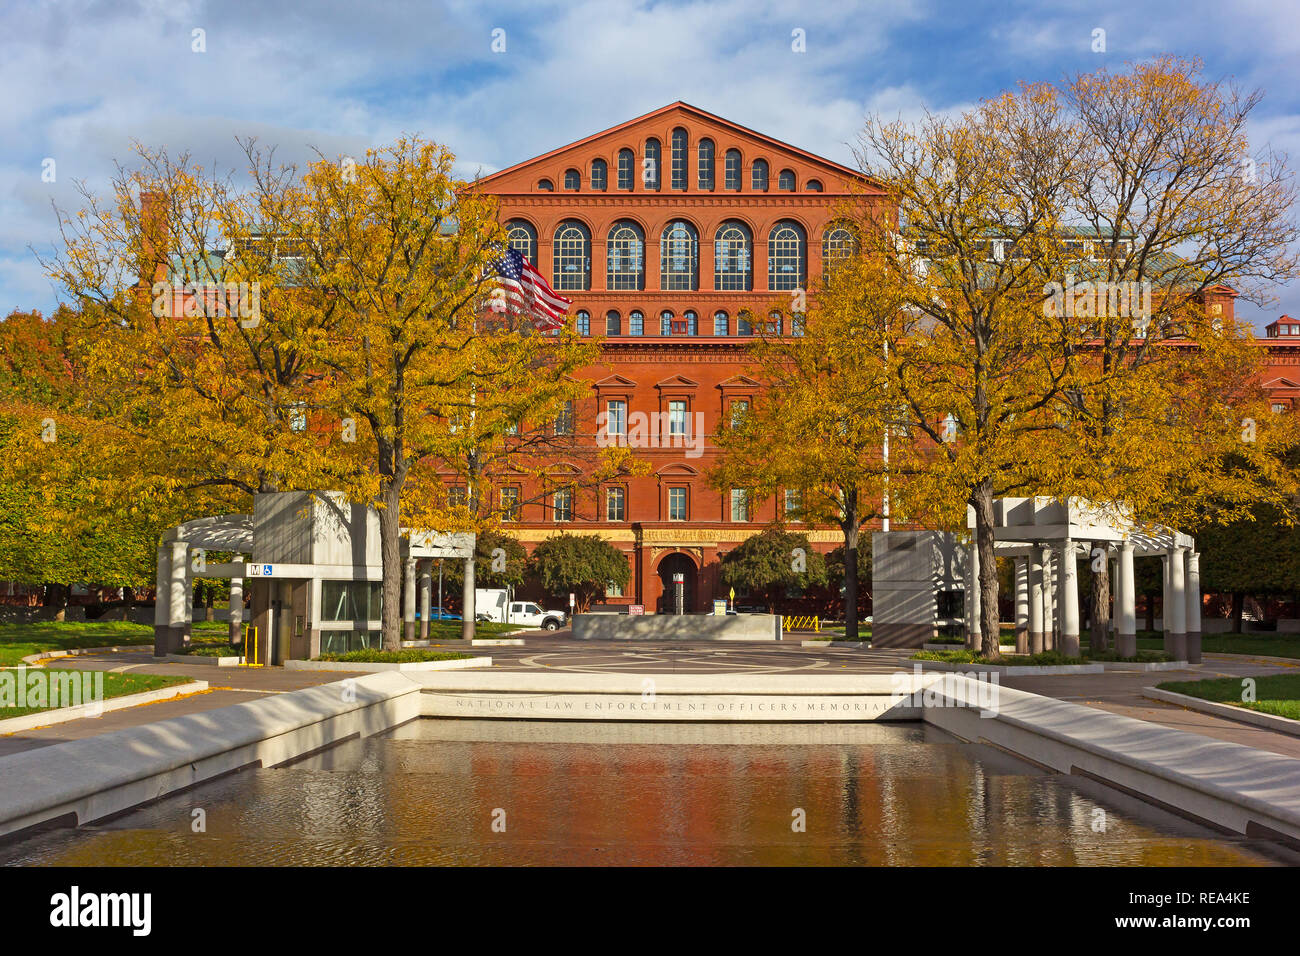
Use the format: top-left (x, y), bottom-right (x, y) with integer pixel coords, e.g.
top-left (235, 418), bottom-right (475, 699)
top-left (1, 720), bottom-right (1289, 866)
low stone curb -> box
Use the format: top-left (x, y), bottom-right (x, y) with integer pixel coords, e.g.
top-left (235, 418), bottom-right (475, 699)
top-left (801, 640), bottom-right (870, 648)
top-left (472, 639), bottom-right (525, 646)
top-left (284, 656), bottom-right (493, 673)
top-left (914, 659), bottom-right (1106, 676)
top-left (163, 653), bottom-right (245, 667)
top-left (1098, 660), bottom-right (1191, 672)
top-left (1143, 686), bottom-right (1300, 738)
top-left (19, 645), bottom-right (152, 666)
top-left (0, 680), bottom-right (209, 735)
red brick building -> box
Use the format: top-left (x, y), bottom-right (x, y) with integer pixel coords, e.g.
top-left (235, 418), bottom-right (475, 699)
top-left (473, 103), bottom-right (1300, 616)
top-left (473, 102), bottom-right (885, 613)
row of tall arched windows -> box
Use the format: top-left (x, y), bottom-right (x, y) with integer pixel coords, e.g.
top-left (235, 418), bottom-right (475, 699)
top-left (507, 219), bottom-right (856, 292)
top-left (537, 128), bottom-right (824, 193)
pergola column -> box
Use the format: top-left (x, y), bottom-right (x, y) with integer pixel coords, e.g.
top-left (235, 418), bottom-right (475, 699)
top-left (1059, 539), bottom-right (1080, 657)
top-left (1110, 551), bottom-right (1121, 639)
top-left (1185, 550), bottom-right (1202, 664)
top-left (419, 560), bottom-right (432, 641)
top-left (153, 544), bottom-right (171, 657)
top-left (965, 541), bottom-right (982, 650)
top-left (1167, 545), bottom-right (1188, 660)
top-left (1118, 540), bottom-right (1137, 657)
top-left (403, 552), bottom-right (417, 642)
top-left (1029, 550), bottom-right (1044, 654)
top-left (228, 561), bottom-right (244, 645)
top-left (1042, 548), bottom-right (1055, 651)
top-left (1014, 557), bottom-right (1030, 654)
top-left (168, 540), bottom-right (189, 654)
top-left (1162, 553), bottom-right (1171, 639)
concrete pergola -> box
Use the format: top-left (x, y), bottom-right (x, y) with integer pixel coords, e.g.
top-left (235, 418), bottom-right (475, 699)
top-left (154, 514), bottom-right (253, 650)
top-left (152, 495), bottom-right (476, 659)
top-left (964, 497), bottom-right (1202, 662)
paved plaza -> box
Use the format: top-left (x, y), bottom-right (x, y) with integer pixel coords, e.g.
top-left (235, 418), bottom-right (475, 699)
top-left (4, 634), bottom-right (1297, 759)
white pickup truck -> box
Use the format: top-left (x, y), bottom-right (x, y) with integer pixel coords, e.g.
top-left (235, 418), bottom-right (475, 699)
top-left (475, 589), bottom-right (567, 631)
top-left (507, 601), bottom-right (567, 631)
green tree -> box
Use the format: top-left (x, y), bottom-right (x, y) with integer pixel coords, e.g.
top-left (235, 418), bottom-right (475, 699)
top-left (442, 530), bottom-right (528, 590)
top-left (718, 528), bottom-right (828, 613)
top-left (528, 533), bottom-right (630, 613)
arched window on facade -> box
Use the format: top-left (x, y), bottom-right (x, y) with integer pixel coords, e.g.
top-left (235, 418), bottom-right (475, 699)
top-left (564, 168), bottom-right (581, 191)
top-left (767, 221), bottom-right (805, 291)
top-left (590, 159), bottom-right (607, 191)
top-left (660, 220), bottom-right (698, 291)
top-left (713, 220), bottom-right (752, 291)
top-left (778, 169), bottom-right (796, 191)
top-left (537, 178), bottom-right (553, 191)
top-left (643, 138), bottom-right (661, 190)
top-left (713, 310), bottom-right (730, 336)
top-left (575, 310), bottom-right (590, 336)
top-left (697, 138), bottom-right (714, 190)
top-left (822, 223), bottom-right (857, 267)
top-left (724, 149), bottom-right (741, 190)
top-left (670, 127), bottom-right (688, 190)
top-left (552, 221), bottom-right (590, 292)
top-left (605, 310), bottom-right (621, 336)
top-left (506, 220), bottom-right (537, 264)
top-left (751, 159), bottom-right (768, 191)
top-left (805, 179), bottom-right (822, 192)
top-left (617, 149), bottom-right (634, 190)
top-left (606, 221), bottom-right (645, 291)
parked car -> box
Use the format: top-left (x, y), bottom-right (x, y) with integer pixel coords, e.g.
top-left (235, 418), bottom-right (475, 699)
top-left (416, 607), bottom-right (461, 621)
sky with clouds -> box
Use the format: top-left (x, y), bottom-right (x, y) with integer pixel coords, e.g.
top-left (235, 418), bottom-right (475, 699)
top-left (3, 0), bottom-right (1299, 329)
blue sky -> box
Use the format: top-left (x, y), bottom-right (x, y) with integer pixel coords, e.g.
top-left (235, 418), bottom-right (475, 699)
top-left (3, 0), bottom-right (1298, 329)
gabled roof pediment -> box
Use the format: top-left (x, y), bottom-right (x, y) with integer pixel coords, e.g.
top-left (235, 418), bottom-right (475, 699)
top-left (473, 102), bottom-right (882, 195)
top-left (655, 374), bottom-right (699, 389)
top-left (593, 374), bottom-right (637, 389)
top-left (1263, 376), bottom-right (1300, 389)
top-left (717, 374), bottom-right (761, 390)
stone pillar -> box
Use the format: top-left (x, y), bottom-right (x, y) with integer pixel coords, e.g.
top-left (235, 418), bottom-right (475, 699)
top-left (167, 540), bottom-right (189, 655)
top-left (1029, 550), bottom-right (1044, 654)
top-left (965, 541), bottom-right (982, 650)
top-left (1110, 552), bottom-right (1121, 639)
top-left (1118, 540), bottom-right (1137, 657)
top-left (403, 552), bottom-right (417, 642)
top-left (1185, 550), bottom-right (1202, 664)
top-left (153, 544), bottom-right (171, 657)
top-left (419, 560), bottom-right (432, 641)
top-left (1041, 548), bottom-right (1055, 651)
top-left (228, 568), bottom-right (243, 645)
top-left (1162, 553), bottom-right (1171, 639)
top-left (1167, 546), bottom-right (1187, 660)
top-left (1014, 557), bottom-right (1030, 654)
top-left (1059, 540), bottom-right (1080, 658)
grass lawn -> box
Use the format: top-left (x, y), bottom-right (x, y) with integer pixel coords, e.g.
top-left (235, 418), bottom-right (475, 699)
top-left (1157, 673), bottom-right (1300, 722)
top-left (422, 621), bottom-right (528, 640)
top-left (0, 669), bottom-right (191, 719)
top-left (1083, 631), bottom-right (1300, 660)
top-left (0, 619), bottom-right (237, 666)
top-left (0, 620), bottom-right (157, 666)
top-left (911, 649), bottom-right (1086, 666)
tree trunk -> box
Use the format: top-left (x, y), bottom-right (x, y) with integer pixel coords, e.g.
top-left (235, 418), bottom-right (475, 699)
top-left (123, 585), bottom-right (136, 605)
top-left (1090, 566), bottom-right (1109, 653)
top-left (843, 522), bottom-right (860, 642)
top-left (378, 477), bottom-right (404, 652)
top-left (973, 483), bottom-right (1001, 660)
top-left (460, 450), bottom-right (481, 641)
top-left (1231, 591), bottom-right (1244, 634)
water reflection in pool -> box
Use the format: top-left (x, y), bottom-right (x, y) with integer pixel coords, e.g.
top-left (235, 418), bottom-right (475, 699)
top-left (1, 720), bottom-right (1288, 866)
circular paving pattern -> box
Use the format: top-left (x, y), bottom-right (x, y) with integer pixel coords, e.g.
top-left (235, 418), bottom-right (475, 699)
top-left (487, 641), bottom-right (914, 674)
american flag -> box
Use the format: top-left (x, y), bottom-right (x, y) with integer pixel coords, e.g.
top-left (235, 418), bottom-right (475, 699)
top-left (489, 247), bottom-right (570, 332)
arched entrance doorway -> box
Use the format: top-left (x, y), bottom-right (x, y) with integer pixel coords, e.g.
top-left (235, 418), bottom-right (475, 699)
top-left (656, 553), bottom-right (697, 614)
